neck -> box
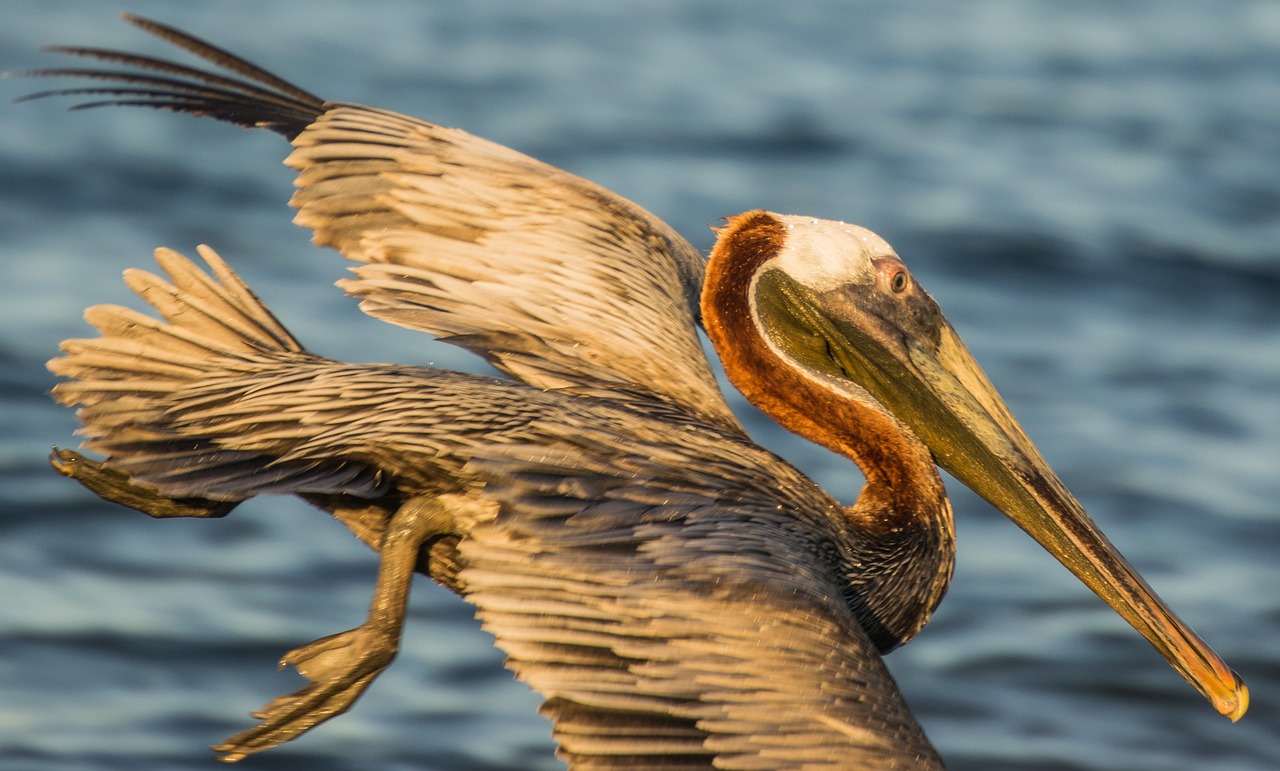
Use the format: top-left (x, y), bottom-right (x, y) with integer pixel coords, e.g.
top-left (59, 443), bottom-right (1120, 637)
top-left (701, 210), bottom-right (955, 650)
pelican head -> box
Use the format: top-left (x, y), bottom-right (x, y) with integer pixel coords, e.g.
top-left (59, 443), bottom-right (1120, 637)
top-left (703, 210), bottom-right (1247, 721)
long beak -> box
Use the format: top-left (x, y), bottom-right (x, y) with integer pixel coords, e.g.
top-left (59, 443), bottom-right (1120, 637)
top-left (904, 323), bottom-right (1245, 721)
top-left (770, 271), bottom-right (1248, 721)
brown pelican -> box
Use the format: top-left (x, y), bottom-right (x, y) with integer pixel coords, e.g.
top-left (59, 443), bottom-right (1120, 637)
top-left (23, 14), bottom-right (1245, 768)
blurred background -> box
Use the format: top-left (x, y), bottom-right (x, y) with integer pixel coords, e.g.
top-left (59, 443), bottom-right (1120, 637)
top-left (1, 2), bottom-right (1277, 769)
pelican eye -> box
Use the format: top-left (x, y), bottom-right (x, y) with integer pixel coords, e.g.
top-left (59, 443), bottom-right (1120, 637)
top-left (889, 269), bottom-right (909, 294)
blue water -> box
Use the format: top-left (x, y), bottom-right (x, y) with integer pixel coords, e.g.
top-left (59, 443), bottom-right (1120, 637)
top-left (2, 2), bottom-right (1278, 769)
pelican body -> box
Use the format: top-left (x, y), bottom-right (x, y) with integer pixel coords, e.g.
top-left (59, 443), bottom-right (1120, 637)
top-left (21, 15), bottom-right (1245, 769)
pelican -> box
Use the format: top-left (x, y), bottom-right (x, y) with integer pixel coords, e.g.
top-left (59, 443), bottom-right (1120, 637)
top-left (23, 14), bottom-right (1245, 768)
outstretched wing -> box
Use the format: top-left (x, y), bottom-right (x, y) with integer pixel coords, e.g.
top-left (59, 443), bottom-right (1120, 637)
top-left (20, 15), bottom-right (740, 434)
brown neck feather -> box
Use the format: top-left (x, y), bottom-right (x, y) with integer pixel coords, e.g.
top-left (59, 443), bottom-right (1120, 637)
top-left (701, 210), bottom-right (955, 649)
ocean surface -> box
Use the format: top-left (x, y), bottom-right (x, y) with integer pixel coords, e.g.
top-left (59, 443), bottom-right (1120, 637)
top-left (1, 2), bottom-right (1278, 769)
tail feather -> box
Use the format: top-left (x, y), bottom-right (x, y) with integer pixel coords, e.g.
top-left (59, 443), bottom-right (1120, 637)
top-left (13, 13), bottom-right (324, 138)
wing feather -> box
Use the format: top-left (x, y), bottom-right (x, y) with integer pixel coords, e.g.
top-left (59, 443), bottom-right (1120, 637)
top-left (457, 448), bottom-right (945, 770)
top-left (288, 105), bottom-right (740, 432)
top-left (21, 16), bottom-right (740, 432)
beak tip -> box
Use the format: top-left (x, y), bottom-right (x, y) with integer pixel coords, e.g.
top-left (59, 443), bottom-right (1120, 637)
top-left (1221, 672), bottom-right (1248, 722)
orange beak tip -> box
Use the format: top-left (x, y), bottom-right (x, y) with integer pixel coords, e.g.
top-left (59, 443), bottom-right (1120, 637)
top-left (1222, 673), bottom-right (1248, 722)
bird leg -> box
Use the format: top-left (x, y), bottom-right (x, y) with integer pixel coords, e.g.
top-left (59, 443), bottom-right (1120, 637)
top-left (50, 447), bottom-right (238, 519)
top-left (51, 449), bottom-right (464, 752)
top-left (212, 495), bottom-right (453, 763)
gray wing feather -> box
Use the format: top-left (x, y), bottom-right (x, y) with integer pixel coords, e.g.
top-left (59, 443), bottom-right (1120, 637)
top-left (463, 448), bottom-right (945, 770)
top-left (51, 245), bottom-right (393, 499)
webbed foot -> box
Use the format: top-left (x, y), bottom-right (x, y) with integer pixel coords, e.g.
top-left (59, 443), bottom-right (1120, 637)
top-left (211, 495), bottom-right (453, 761)
top-left (50, 447), bottom-right (237, 519)
top-left (213, 624), bottom-right (397, 762)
